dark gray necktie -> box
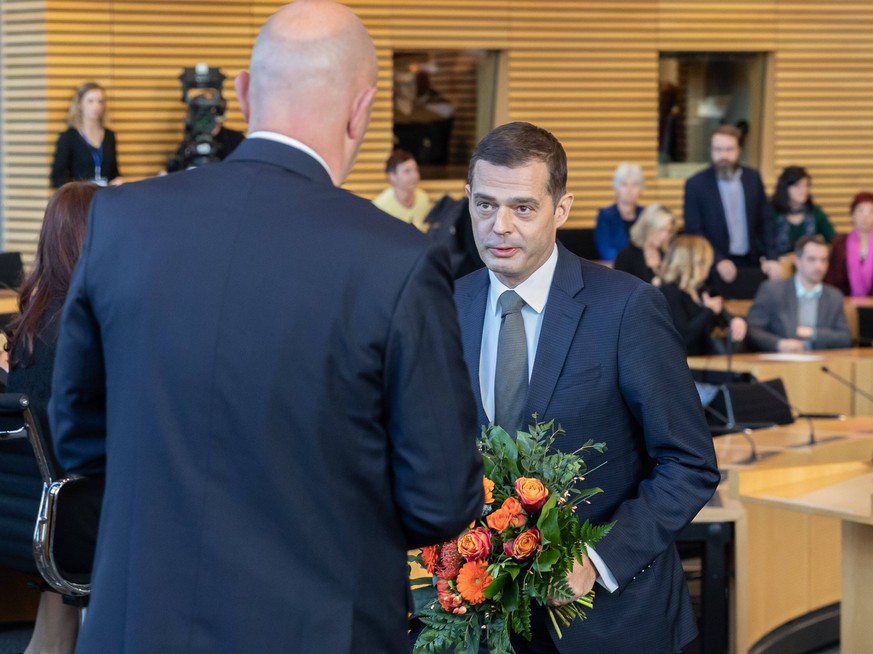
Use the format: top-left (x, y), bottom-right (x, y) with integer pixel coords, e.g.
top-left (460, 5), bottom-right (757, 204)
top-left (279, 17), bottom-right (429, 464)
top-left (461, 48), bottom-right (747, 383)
top-left (494, 290), bottom-right (528, 431)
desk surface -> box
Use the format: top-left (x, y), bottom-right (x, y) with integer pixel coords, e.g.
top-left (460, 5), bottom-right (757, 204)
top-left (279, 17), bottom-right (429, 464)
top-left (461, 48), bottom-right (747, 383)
top-left (0, 289), bottom-right (16, 316)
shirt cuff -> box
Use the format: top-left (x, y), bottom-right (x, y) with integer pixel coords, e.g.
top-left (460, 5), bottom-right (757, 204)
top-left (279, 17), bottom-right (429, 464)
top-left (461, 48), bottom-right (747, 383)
top-left (585, 544), bottom-right (618, 593)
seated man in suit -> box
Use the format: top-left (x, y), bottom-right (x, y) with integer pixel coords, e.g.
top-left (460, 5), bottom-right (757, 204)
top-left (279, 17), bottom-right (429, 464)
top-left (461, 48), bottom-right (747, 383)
top-left (746, 235), bottom-right (852, 352)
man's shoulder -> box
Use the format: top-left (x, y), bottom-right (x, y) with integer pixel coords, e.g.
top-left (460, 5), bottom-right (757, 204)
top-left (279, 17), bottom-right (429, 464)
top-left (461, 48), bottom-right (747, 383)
top-left (454, 267), bottom-right (488, 301)
top-left (756, 277), bottom-right (792, 297)
top-left (685, 166), bottom-right (714, 188)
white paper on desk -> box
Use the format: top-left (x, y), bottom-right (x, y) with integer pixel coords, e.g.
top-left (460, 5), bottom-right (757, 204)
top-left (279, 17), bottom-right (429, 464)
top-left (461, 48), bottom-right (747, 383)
top-left (758, 353), bottom-right (825, 362)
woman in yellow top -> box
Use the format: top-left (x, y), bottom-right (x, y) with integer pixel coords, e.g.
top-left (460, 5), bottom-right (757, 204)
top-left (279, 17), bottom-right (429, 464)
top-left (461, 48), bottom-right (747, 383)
top-left (373, 149), bottom-right (430, 231)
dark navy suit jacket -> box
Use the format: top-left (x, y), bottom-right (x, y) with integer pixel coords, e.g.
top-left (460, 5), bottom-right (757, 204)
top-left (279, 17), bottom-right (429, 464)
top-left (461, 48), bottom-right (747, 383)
top-left (454, 244), bottom-right (719, 653)
top-left (683, 165), bottom-right (776, 262)
top-left (50, 138), bottom-right (484, 653)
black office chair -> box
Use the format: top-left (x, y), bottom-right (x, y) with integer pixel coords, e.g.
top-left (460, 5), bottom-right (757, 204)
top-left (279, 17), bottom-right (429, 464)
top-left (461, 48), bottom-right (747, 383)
top-left (0, 252), bottom-right (24, 291)
top-left (0, 394), bottom-right (100, 606)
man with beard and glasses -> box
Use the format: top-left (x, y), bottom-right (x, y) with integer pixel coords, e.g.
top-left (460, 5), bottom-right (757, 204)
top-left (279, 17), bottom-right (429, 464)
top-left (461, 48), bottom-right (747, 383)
top-left (683, 124), bottom-right (780, 290)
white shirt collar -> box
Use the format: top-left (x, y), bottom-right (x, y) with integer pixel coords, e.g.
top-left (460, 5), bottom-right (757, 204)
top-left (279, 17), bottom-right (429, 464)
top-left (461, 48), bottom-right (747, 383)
top-left (247, 131), bottom-right (333, 182)
top-left (487, 245), bottom-right (558, 317)
top-left (794, 274), bottom-right (823, 299)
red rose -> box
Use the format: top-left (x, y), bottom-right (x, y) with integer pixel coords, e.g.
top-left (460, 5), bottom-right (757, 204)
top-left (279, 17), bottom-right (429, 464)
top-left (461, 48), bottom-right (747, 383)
top-left (457, 526), bottom-right (492, 562)
top-left (515, 477), bottom-right (550, 512)
top-left (508, 528), bottom-right (541, 560)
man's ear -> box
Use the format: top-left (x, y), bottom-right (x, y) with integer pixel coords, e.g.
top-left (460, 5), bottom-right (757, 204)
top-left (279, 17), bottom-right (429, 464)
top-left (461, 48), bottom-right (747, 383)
top-left (554, 192), bottom-right (574, 229)
top-left (235, 71), bottom-right (251, 123)
top-left (347, 85), bottom-right (377, 142)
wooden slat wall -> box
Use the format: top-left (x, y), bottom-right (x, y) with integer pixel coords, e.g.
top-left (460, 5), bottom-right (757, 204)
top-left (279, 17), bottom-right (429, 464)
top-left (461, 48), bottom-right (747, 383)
top-left (1, 0), bottom-right (50, 260)
top-left (4, 0), bottom-right (873, 261)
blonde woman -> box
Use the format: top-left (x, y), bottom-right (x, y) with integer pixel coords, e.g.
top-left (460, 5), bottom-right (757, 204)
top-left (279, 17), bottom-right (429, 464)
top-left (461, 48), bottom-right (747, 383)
top-left (659, 235), bottom-right (747, 356)
top-left (614, 203), bottom-right (675, 285)
top-left (50, 81), bottom-right (124, 188)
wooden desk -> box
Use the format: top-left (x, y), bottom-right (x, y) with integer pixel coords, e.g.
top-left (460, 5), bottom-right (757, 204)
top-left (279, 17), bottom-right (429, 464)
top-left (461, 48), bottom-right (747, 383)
top-left (702, 419), bottom-right (873, 653)
top-left (732, 458), bottom-right (873, 652)
top-left (688, 350), bottom-right (858, 415)
top-left (0, 289), bottom-right (17, 316)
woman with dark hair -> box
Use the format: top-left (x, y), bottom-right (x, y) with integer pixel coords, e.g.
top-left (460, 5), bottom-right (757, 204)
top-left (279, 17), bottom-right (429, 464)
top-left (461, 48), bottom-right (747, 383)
top-left (769, 166), bottom-right (834, 255)
top-left (826, 191), bottom-right (873, 297)
top-left (50, 82), bottom-right (124, 189)
top-left (1, 181), bottom-right (99, 654)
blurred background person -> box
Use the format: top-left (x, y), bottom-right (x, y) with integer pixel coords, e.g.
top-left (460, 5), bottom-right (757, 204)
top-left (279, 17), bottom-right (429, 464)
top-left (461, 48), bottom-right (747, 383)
top-left (746, 235), bottom-right (850, 352)
top-left (614, 203), bottom-right (675, 285)
top-left (826, 191), bottom-right (873, 297)
top-left (50, 82), bottom-right (123, 189)
top-left (769, 165), bottom-right (834, 256)
top-left (373, 149), bottom-right (430, 231)
top-left (0, 181), bottom-right (99, 654)
top-left (594, 162), bottom-right (644, 262)
top-left (659, 235), bottom-right (747, 356)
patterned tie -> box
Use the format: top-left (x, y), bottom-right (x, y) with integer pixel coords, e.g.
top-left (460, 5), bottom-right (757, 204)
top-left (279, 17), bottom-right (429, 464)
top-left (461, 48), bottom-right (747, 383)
top-left (494, 290), bottom-right (528, 432)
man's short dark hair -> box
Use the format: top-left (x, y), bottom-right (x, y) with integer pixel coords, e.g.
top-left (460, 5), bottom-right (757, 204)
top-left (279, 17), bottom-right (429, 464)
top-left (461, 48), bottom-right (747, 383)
top-left (711, 124), bottom-right (742, 143)
top-left (467, 122), bottom-right (567, 206)
top-left (385, 149), bottom-right (415, 174)
top-left (795, 234), bottom-right (828, 257)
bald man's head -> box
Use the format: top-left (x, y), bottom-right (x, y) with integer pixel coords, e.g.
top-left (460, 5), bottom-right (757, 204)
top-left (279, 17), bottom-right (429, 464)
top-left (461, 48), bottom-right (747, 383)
top-left (236, 0), bottom-right (378, 184)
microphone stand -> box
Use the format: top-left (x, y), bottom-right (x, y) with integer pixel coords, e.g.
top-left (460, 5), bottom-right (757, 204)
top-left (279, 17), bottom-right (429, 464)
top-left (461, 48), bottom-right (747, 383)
top-left (754, 380), bottom-right (845, 447)
top-left (821, 365), bottom-right (873, 405)
top-left (703, 403), bottom-right (777, 464)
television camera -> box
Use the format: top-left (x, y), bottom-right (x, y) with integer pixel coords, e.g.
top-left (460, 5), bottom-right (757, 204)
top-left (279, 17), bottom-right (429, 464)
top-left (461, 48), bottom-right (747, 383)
top-left (167, 63), bottom-right (229, 171)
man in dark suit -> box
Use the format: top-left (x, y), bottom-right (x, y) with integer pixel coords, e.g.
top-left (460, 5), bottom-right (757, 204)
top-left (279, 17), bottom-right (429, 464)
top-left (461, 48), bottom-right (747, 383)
top-left (683, 124), bottom-right (780, 290)
top-left (455, 122), bottom-right (720, 653)
top-left (49, 2), bottom-right (483, 652)
top-left (747, 235), bottom-right (852, 352)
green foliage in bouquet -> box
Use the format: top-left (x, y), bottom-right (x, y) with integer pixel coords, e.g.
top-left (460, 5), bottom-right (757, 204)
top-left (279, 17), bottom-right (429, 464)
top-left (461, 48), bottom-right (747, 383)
top-left (412, 418), bottom-right (614, 654)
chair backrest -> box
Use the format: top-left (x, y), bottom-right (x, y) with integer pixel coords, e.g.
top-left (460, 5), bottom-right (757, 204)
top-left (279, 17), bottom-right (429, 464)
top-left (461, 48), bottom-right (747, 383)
top-left (0, 252), bottom-right (24, 291)
top-left (557, 228), bottom-right (600, 261)
top-left (709, 378), bottom-right (795, 428)
top-left (0, 393), bottom-right (96, 597)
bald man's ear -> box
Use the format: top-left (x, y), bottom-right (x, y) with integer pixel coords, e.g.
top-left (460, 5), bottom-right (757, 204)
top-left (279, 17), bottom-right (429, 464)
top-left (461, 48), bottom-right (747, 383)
top-left (235, 71), bottom-right (251, 123)
top-left (347, 85), bottom-right (377, 143)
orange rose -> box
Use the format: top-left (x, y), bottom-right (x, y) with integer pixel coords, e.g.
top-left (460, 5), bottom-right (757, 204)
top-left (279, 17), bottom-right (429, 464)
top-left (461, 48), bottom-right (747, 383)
top-left (457, 526), bottom-right (492, 562)
top-left (501, 497), bottom-right (528, 528)
top-left (483, 477), bottom-right (495, 504)
top-left (515, 477), bottom-right (549, 512)
top-left (486, 507), bottom-right (511, 533)
top-left (504, 528), bottom-right (541, 560)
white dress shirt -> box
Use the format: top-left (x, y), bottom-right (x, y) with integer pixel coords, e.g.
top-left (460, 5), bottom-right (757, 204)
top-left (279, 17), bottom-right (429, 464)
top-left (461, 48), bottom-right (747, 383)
top-left (247, 130), bottom-right (333, 181)
top-left (477, 245), bottom-right (618, 592)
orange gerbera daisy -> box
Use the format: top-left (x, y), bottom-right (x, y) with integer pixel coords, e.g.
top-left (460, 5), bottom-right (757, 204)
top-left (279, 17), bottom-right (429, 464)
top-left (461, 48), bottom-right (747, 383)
top-left (421, 545), bottom-right (439, 574)
top-left (455, 560), bottom-right (492, 604)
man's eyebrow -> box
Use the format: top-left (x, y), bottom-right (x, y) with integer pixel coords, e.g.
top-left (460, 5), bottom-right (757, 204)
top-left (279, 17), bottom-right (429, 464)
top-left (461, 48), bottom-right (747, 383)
top-left (471, 192), bottom-right (540, 206)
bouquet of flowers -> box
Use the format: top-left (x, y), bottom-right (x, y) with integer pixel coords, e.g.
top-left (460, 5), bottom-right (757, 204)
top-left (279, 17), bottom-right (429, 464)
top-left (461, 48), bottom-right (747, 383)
top-left (411, 418), bottom-right (612, 654)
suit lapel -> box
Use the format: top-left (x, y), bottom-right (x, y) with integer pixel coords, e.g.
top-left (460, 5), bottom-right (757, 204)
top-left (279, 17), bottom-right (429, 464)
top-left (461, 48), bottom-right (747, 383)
top-left (783, 280), bottom-right (799, 337)
top-left (527, 244), bottom-right (586, 421)
top-left (457, 273), bottom-right (489, 426)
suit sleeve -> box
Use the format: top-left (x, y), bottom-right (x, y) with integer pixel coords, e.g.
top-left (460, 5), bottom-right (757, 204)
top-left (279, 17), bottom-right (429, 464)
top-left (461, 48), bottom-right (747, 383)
top-left (50, 131), bottom-right (72, 189)
top-left (602, 283), bottom-right (720, 590)
top-left (754, 173), bottom-right (778, 260)
top-left (683, 177), bottom-right (724, 263)
top-left (49, 196), bottom-right (108, 476)
top-left (745, 283), bottom-right (783, 352)
top-left (813, 289), bottom-right (852, 349)
top-left (383, 244), bottom-right (484, 548)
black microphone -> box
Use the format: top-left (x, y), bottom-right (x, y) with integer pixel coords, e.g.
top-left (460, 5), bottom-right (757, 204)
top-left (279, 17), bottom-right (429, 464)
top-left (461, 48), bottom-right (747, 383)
top-left (702, 404), bottom-right (776, 464)
top-left (821, 365), bottom-right (873, 405)
top-left (753, 379), bottom-right (844, 446)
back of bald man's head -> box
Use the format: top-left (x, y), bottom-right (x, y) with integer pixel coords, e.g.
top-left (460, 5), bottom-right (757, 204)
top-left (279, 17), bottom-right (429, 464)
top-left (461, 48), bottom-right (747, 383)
top-left (246, 0), bottom-right (377, 131)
